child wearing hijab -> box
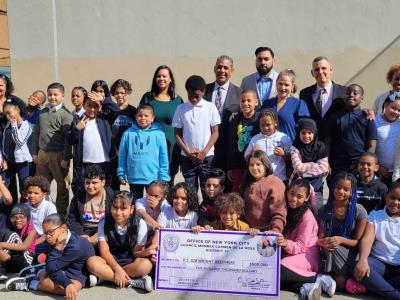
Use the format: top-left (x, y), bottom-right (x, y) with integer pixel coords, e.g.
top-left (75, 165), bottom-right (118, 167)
top-left (290, 118), bottom-right (330, 207)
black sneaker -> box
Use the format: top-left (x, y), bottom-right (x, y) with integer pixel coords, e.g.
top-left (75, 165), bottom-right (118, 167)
top-left (18, 263), bottom-right (46, 277)
top-left (0, 267), bottom-right (8, 281)
top-left (128, 275), bottom-right (153, 292)
top-left (6, 275), bottom-right (36, 291)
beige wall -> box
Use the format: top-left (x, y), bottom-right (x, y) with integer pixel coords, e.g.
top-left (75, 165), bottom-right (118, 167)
top-left (0, 0), bottom-right (10, 68)
top-left (7, 0), bottom-right (400, 109)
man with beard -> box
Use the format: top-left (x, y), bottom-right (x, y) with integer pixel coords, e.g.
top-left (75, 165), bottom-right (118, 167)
top-left (204, 55), bottom-right (241, 176)
top-left (240, 47), bottom-right (278, 105)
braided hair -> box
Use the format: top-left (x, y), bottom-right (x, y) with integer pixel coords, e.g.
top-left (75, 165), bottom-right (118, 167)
top-left (325, 172), bottom-right (357, 238)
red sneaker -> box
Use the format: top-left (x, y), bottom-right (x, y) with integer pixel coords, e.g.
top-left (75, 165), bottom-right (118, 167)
top-left (346, 278), bottom-right (366, 294)
top-left (37, 253), bottom-right (47, 264)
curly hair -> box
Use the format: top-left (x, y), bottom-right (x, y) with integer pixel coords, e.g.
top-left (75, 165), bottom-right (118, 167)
top-left (386, 63), bottom-right (400, 84)
top-left (110, 79), bottom-right (132, 95)
top-left (215, 193), bottom-right (245, 216)
top-left (167, 182), bottom-right (199, 212)
top-left (23, 176), bottom-right (50, 193)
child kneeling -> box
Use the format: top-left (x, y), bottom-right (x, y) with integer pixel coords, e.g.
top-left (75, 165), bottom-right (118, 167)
top-left (86, 191), bottom-right (155, 292)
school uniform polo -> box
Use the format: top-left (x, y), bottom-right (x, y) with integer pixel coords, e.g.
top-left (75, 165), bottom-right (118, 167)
top-left (368, 209), bottom-right (400, 265)
top-left (157, 203), bottom-right (198, 229)
top-left (97, 217), bottom-right (147, 266)
top-left (172, 99), bottom-right (221, 157)
top-left (25, 198), bottom-right (57, 236)
top-left (326, 108), bottom-right (377, 172)
top-left (97, 217), bottom-right (147, 246)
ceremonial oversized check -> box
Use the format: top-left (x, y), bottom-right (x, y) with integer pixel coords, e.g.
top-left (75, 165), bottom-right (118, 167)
top-left (156, 229), bottom-right (280, 297)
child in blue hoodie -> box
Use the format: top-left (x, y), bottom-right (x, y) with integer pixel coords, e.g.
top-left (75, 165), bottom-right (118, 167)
top-left (118, 104), bottom-right (170, 200)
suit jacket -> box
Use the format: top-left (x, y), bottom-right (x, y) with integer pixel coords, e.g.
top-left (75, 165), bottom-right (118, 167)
top-left (299, 82), bottom-right (347, 140)
top-left (204, 81), bottom-right (241, 170)
top-left (240, 70), bottom-right (279, 102)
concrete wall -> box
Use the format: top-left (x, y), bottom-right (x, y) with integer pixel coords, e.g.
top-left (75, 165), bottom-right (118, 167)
top-left (7, 0), bottom-right (400, 108)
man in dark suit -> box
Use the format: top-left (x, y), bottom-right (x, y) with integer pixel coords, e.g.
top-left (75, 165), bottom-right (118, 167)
top-left (299, 56), bottom-right (347, 140)
top-left (204, 55), bottom-right (241, 173)
top-left (240, 47), bottom-right (278, 106)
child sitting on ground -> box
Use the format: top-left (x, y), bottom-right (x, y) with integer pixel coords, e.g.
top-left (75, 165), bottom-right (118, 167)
top-left (86, 191), bottom-right (154, 292)
top-left (353, 181), bottom-right (400, 298)
top-left (67, 165), bottom-right (114, 245)
top-left (6, 214), bottom-right (95, 300)
top-left (0, 204), bottom-right (37, 280)
top-left (24, 176), bottom-right (57, 243)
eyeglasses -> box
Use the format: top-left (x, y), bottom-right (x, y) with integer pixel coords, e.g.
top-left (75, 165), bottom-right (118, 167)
top-left (43, 225), bottom-right (62, 237)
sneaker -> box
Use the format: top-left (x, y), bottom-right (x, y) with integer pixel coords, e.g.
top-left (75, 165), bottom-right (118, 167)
top-left (317, 274), bottom-right (336, 297)
top-left (300, 281), bottom-right (321, 300)
top-left (128, 275), bottom-right (153, 292)
top-left (18, 263), bottom-right (46, 277)
top-left (0, 267), bottom-right (8, 281)
top-left (6, 275), bottom-right (36, 291)
top-left (346, 278), bottom-right (366, 294)
top-left (89, 274), bottom-right (103, 287)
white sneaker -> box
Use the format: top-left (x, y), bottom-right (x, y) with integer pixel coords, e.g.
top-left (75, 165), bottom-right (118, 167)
top-left (317, 274), bottom-right (336, 297)
top-left (128, 275), bottom-right (153, 292)
top-left (300, 281), bottom-right (321, 300)
top-left (89, 274), bottom-right (103, 287)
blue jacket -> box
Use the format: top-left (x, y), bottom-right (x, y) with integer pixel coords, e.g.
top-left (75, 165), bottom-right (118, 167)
top-left (117, 122), bottom-right (170, 184)
top-left (46, 231), bottom-right (94, 288)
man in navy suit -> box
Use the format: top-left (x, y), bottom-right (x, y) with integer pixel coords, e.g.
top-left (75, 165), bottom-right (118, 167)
top-left (299, 56), bottom-right (347, 140)
top-left (240, 47), bottom-right (279, 105)
top-left (204, 55), bottom-right (241, 173)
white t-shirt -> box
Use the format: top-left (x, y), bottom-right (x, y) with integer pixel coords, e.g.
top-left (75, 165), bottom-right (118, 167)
top-left (172, 99), bottom-right (221, 157)
top-left (83, 119), bottom-right (109, 163)
top-left (135, 197), bottom-right (169, 220)
top-left (157, 203), bottom-right (198, 229)
top-left (97, 217), bottom-right (147, 246)
top-left (375, 114), bottom-right (400, 171)
top-left (244, 131), bottom-right (292, 181)
top-left (368, 209), bottom-right (400, 265)
top-left (25, 199), bottom-right (57, 235)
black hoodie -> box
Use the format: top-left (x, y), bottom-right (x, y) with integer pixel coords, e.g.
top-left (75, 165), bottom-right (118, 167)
top-left (356, 175), bottom-right (387, 214)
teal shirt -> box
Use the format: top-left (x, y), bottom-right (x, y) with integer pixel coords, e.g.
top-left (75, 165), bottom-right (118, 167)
top-left (140, 92), bottom-right (183, 158)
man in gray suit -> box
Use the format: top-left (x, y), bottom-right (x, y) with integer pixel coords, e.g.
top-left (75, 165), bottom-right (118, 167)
top-left (204, 55), bottom-right (241, 174)
top-left (240, 47), bottom-right (279, 105)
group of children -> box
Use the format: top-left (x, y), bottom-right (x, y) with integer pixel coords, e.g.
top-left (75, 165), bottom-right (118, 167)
top-left (0, 67), bottom-right (399, 300)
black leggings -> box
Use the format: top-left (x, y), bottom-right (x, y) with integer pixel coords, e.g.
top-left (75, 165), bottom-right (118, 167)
top-left (280, 265), bottom-right (317, 292)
